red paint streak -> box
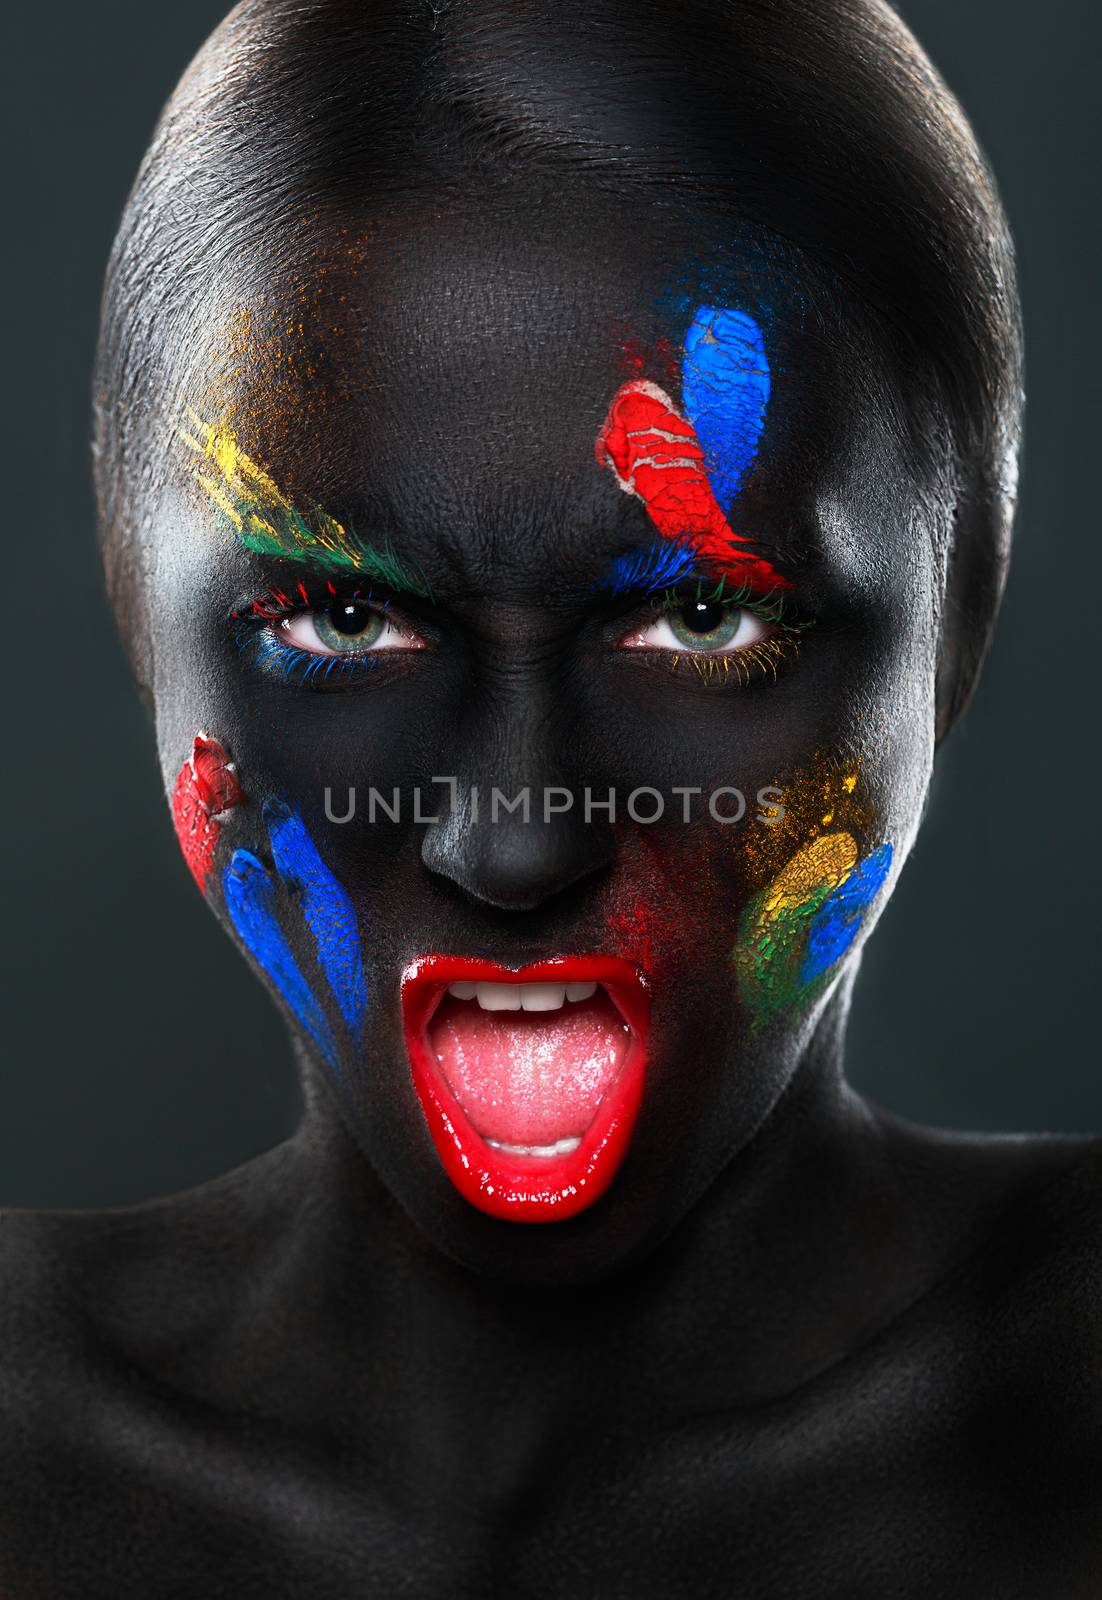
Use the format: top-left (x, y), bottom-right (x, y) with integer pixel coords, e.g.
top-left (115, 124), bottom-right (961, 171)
top-left (596, 379), bottom-right (792, 592)
top-left (402, 954), bottom-right (650, 1223)
top-left (171, 734), bottom-right (244, 890)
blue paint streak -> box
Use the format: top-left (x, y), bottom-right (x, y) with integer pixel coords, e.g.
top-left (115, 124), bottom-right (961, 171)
top-left (223, 848), bottom-right (340, 1071)
top-left (801, 842), bottom-right (894, 984)
top-left (264, 799), bottom-right (367, 1040)
top-left (681, 306), bottom-right (770, 515)
top-left (595, 538), bottom-right (703, 596)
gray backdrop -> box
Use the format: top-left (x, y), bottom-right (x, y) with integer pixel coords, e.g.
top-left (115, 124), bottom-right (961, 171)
top-left (2, 1), bottom-right (1097, 1208)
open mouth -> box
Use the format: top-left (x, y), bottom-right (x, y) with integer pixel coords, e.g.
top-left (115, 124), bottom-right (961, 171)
top-left (401, 955), bottom-right (651, 1222)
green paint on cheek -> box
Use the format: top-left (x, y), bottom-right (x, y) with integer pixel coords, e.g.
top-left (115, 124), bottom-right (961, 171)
top-left (735, 831), bottom-right (857, 1024)
top-left (737, 878), bottom-right (835, 1016)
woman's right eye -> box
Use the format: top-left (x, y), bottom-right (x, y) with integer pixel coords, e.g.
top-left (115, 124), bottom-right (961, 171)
top-left (279, 600), bottom-right (425, 657)
top-left (619, 596), bottom-right (774, 655)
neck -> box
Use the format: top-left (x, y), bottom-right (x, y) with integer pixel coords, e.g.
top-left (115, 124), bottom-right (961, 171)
top-left (276, 982), bottom-right (929, 1453)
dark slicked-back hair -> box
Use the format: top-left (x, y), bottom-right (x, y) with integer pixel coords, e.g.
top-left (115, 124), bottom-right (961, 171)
top-left (94, 0), bottom-right (1022, 728)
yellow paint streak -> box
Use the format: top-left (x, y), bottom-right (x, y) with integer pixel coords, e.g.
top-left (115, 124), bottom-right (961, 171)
top-left (178, 406), bottom-right (367, 570)
top-left (194, 471), bottom-right (243, 531)
top-left (762, 832), bottom-right (857, 915)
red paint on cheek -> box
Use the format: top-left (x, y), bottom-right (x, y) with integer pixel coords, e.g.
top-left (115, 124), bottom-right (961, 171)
top-left (171, 734), bottom-right (244, 889)
top-left (607, 899), bottom-right (661, 976)
top-left (596, 380), bottom-right (793, 593)
top-left (604, 835), bottom-right (686, 978)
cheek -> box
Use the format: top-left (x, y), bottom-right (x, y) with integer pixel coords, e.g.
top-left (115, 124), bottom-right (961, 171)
top-left (170, 734), bottom-right (370, 1079)
top-left (171, 735), bottom-right (244, 890)
top-left (593, 753), bottom-right (897, 1029)
top-left (732, 754), bottom-right (896, 1024)
top-left (735, 833), bottom-right (893, 1024)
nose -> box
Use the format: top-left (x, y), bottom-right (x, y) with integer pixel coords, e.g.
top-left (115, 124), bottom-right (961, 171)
top-left (419, 704), bottom-right (615, 913)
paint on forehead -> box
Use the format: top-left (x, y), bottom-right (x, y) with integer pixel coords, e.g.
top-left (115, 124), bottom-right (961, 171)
top-left (596, 305), bottom-right (790, 595)
top-left (681, 307), bottom-right (770, 513)
top-left (178, 408), bottom-right (432, 596)
top-left (735, 833), bottom-right (894, 1024)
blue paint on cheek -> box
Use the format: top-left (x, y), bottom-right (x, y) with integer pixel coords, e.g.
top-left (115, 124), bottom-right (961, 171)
top-left (801, 842), bottom-right (894, 983)
top-left (681, 306), bottom-right (771, 515)
top-left (264, 799), bottom-right (367, 1040)
top-left (222, 848), bottom-right (341, 1072)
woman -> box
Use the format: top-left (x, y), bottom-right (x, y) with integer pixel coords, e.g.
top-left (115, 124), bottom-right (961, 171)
top-left (3, 0), bottom-right (1098, 1592)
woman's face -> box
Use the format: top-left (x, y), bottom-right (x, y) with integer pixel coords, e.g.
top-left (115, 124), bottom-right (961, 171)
top-left (148, 194), bottom-right (939, 1280)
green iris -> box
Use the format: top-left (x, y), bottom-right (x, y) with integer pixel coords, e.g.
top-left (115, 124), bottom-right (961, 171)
top-left (314, 602), bottom-right (386, 653)
top-left (667, 599), bottom-right (741, 649)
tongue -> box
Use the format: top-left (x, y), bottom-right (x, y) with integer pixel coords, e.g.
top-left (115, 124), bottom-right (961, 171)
top-left (429, 994), bottom-right (630, 1147)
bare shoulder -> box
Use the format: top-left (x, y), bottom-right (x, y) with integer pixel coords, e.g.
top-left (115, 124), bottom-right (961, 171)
top-left (0, 1146), bottom-right (309, 1577)
top-left (0, 1138), bottom-right (304, 1348)
top-left (0, 1141), bottom-right (304, 1441)
top-left (984, 1133), bottom-right (1102, 1359)
top-left (898, 1128), bottom-right (1102, 1467)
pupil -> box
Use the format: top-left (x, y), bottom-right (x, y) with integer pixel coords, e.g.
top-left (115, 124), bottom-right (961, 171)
top-left (330, 602), bottom-right (372, 635)
top-left (681, 600), bottom-right (726, 634)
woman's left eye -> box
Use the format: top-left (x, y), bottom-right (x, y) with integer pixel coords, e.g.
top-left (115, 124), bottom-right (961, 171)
top-left (278, 600), bottom-right (425, 657)
top-left (620, 599), bottom-right (772, 654)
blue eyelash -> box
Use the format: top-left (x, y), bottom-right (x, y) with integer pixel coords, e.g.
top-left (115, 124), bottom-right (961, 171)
top-left (237, 624), bottom-right (380, 686)
top-left (232, 583), bottom-right (391, 687)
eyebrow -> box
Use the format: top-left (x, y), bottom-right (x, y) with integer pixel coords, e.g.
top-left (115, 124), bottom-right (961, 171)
top-left (594, 536), bottom-right (799, 600)
top-left (593, 538), bottom-right (708, 596)
top-left (178, 408), bottom-right (432, 599)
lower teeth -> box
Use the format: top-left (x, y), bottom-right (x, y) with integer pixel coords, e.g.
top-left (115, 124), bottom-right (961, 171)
top-left (485, 1135), bottom-right (582, 1159)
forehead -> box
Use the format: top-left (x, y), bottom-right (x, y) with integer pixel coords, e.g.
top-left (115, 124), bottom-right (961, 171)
top-left (168, 192), bottom-right (915, 593)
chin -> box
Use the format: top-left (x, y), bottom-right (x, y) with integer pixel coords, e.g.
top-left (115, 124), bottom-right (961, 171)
top-left (335, 957), bottom-right (792, 1287)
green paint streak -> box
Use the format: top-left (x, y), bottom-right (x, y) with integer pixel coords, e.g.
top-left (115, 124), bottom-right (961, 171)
top-left (735, 879), bottom-right (834, 1023)
top-left (236, 515), bottom-right (431, 596)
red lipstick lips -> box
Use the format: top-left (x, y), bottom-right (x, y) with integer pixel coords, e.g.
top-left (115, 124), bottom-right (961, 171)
top-left (401, 955), bottom-right (651, 1222)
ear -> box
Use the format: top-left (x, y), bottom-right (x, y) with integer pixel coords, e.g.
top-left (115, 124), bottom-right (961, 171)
top-left (934, 464), bottom-right (1015, 744)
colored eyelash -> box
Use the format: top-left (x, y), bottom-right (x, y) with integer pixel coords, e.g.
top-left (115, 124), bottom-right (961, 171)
top-left (230, 579), bottom-right (387, 623)
top-left (665, 635), bottom-right (801, 685)
top-left (236, 625), bottom-right (382, 687)
top-left (649, 575), bottom-right (811, 632)
top-left (644, 576), bottom-right (811, 687)
top-left (233, 583), bottom-right (391, 688)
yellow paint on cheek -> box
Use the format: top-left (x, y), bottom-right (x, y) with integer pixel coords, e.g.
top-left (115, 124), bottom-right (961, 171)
top-left (761, 832), bottom-right (858, 915)
top-left (736, 831), bottom-right (860, 1024)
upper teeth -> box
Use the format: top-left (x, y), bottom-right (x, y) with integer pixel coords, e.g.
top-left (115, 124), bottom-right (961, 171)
top-left (447, 980), bottom-right (598, 1011)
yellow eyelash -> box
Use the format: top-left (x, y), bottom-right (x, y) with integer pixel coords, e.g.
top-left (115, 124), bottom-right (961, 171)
top-left (667, 635), bottom-right (799, 685)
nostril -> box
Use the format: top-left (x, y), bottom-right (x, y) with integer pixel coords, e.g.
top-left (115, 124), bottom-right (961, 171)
top-left (420, 806), bottom-right (614, 912)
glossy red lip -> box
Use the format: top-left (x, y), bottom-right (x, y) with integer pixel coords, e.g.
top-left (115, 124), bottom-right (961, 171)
top-left (401, 955), bottom-right (651, 1223)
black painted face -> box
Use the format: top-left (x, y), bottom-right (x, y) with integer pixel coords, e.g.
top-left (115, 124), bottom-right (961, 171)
top-left (149, 187), bottom-right (938, 1280)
